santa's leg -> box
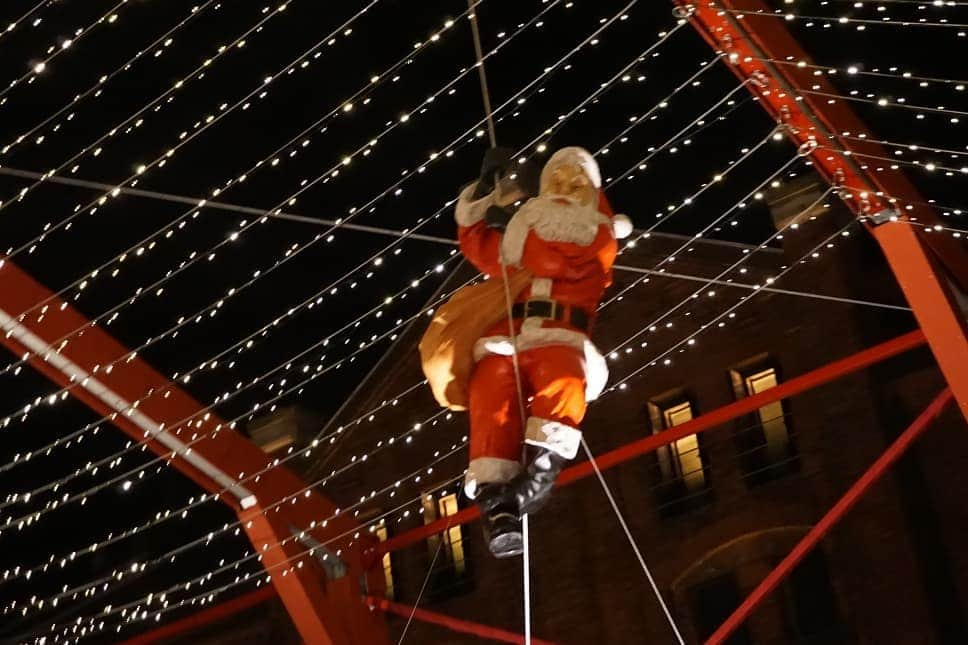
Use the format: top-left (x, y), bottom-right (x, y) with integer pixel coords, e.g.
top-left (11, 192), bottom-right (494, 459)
top-left (466, 354), bottom-right (526, 558)
top-left (516, 344), bottom-right (587, 515)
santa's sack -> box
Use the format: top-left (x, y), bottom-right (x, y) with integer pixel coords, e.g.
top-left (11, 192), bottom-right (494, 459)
top-left (419, 270), bottom-right (531, 411)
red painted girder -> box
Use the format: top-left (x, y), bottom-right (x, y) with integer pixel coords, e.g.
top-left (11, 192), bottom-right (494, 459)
top-left (0, 259), bottom-right (389, 644)
top-left (372, 330), bottom-right (927, 559)
top-left (676, 0), bottom-right (968, 288)
top-left (706, 388), bottom-right (954, 644)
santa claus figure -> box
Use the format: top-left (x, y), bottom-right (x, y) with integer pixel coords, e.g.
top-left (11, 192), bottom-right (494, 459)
top-left (453, 146), bottom-right (631, 557)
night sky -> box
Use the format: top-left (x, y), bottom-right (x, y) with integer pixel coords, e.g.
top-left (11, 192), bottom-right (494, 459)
top-left (0, 0), bottom-right (964, 642)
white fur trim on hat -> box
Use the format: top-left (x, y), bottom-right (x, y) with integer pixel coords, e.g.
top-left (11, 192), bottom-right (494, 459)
top-left (464, 457), bottom-right (523, 499)
top-left (525, 417), bottom-right (582, 459)
top-left (540, 146), bottom-right (601, 189)
top-left (612, 213), bottom-right (633, 239)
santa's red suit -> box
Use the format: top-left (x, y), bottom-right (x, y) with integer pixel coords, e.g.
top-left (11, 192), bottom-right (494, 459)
top-left (455, 147), bottom-right (628, 499)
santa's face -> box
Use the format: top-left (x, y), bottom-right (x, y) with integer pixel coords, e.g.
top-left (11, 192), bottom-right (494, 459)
top-left (540, 162), bottom-right (597, 207)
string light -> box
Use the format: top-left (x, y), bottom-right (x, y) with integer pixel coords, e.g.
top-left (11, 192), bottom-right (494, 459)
top-left (0, 0), bottom-right (378, 239)
top-left (0, 0), bottom-right (53, 45)
top-left (0, 0), bottom-right (222, 158)
top-left (1, 65), bottom-right (832, 612)
top-left (0, 0), bottom-right (132, 107)
top-left (47, 211), bottom-right (863, 638)
top-left (0, 13), bottom-right (696, 516)
top-left (0, 0), bottom-right (660, 410)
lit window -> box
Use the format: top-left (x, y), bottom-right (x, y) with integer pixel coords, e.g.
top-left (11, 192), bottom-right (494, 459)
top-left (743, 368), bottom-right (790, 462)
top-left (730, 359), bottom-right (798, 483)
top-left (422, 491), bottom-right (470, 596)
top-left (374, 522), bottom-right (394, 600)
top-left (654, 400), bottom-right (706, 492)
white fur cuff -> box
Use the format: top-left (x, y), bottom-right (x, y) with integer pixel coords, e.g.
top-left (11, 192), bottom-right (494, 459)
top-left (464, 457), bottom-right (523, 499)
top-left (455, 183), bottom-right (494, 227)
top-left (525, 416), bottom-right (581, 460)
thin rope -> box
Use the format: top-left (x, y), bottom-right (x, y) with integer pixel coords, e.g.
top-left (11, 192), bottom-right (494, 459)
top-left (581, 438), bottom-right (686, 644)
top-left (467, 3), bottom-right (532, 643)
top-left (398, 517), bottom-right (448, 644)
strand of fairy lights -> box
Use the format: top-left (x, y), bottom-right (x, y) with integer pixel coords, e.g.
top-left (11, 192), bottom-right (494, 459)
top-left (0, 0), bottom-right (53, 44)
top-left (83, 403), bottom-right (811, 639)
top-left (717, 4), bottom-right (968, 30)
top-left (1, 0), bottom-right (223, 158)
top-left (105, 404), bottom-right (814, 642)
top-left (1, 52), bottom-right (756, 588)
top-left (796, 87), bottom-right (968, 120)
top-left (3, 141), bottom-right (848, 608)
top-left (0, 3), bottom-right (659, 416)
top-left (5, 7), bottom-right (892, 636)
top-left (7, 110), bottom-right (812, 620)
top-left (0, 257), bottom-right (470, 532)
top-left (819, 145), bottom-right (968, 176)
top-left (16, 427), bottom-right (464, 625)
top-left (0, 0), bottom-right (528, 344)
top-left (0, 0), bottom-right (132, 105)
top-left (52, 468), bottom-right (471, 642)
top-left (0, 7), bottom-right (652, 480)
top-left (0, 0), bottom-right (381, 246)
top-left (747, 56), bottom-right (968, 90)
top-left (0, 0), bottom-right (300, 217)
top-left (72, 162), bottom-right (891, 633)
top-left (0, 55), bottom-right (788, 600)
top-left (0, 22), bottom-right (712, 536)
top-left (0, 0), bottom-right (501, 427)
top-left (13, 141), bottom-right (848, 628)
top-left (7, 36), bottom-right (852, 624)
top-left (50, 212), bottom-right (859, 640)
top-left (0, 0), bottom-right (573, 365)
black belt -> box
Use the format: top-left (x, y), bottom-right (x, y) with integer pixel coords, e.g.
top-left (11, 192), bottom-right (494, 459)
top-left (511, 299), bottom-right (591, 333)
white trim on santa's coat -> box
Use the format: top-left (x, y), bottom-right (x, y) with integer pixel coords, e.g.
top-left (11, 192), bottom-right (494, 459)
top-left (524, 416), bottom-right (582, 460)
top-left (501, 195), bottom-right (612, 266)
top-left (464, 457), bottom-right (523, 499)
top-left (472, 319), bottom-right (609, 401)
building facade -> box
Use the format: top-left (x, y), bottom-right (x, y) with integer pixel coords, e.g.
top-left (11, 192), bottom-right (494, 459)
top-left (168, 181), bottom-right (968, 644)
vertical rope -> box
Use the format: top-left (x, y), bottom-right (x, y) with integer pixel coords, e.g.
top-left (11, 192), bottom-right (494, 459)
top-left (398, 517), bottom-right (448, 644)
top-left (467, 3), bottom-right (532, 644)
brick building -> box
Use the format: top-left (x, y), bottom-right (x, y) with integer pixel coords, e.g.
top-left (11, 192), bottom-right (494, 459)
top-left (167, 178), bottom-right (968, 644)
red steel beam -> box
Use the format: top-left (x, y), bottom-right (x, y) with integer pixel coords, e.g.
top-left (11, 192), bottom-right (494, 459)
top-left (706, 388), bottom-right (955, 645)
top-left (372, 330), bottom-right (926, 559)
top-left (365, 596), bottom-right (558, 645)
top-left (0, 259), bottom-right (389, 645)
top-left (675, 0), bottom-right (968, 421)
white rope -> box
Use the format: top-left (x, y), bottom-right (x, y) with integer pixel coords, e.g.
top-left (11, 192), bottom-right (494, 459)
top-left (580, 438), bottom-right (686, 644)
top-left (468, 3), bottom-right (532, 642)
top-left (398, 518), bottom-right (448, 645)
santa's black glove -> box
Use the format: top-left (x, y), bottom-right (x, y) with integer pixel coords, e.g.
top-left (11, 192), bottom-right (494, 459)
top-left (473, 147), bottom-right (514, 198)
top-left (484, 205), bottom-right (513, 231)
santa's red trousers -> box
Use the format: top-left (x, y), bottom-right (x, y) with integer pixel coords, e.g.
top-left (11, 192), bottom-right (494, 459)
top-left (468, 344), bottom-right (587, 467)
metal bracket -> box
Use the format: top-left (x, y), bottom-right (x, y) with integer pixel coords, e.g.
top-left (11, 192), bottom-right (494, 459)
top-left (866, 208), bottom-right (900, 226)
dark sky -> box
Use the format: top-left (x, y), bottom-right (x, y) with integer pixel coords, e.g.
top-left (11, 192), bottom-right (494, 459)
top-left (0, 0), bottom-right (964, 642)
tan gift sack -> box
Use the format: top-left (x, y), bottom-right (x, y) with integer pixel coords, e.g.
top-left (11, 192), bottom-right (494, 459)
top-left (420, 270), bottom-right (531, 411)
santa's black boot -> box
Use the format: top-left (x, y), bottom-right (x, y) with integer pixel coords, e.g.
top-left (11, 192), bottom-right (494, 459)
top-left (513, 447), bottom-right (568, 516)
top-left (476, 484), bottom-right (524, 558)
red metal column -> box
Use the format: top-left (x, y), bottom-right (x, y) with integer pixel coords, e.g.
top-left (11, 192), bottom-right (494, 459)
top-left (373, 330), bottom-right (927, 558)
top-left (0, 259), bottom-right (389, 645)
top-left (706, 388), bottom-right (955, 645)
top-left (675, 0), bottom-right (968, 421)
